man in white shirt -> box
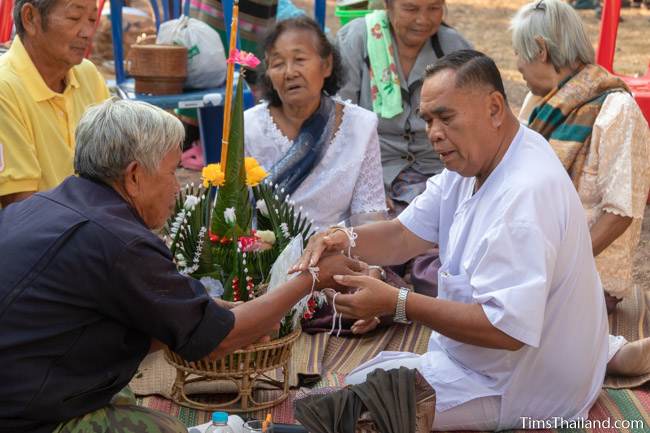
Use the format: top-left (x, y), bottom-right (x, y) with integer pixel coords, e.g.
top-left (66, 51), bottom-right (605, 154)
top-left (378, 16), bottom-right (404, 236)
top-left (293, 50), bottom-right (609, 430)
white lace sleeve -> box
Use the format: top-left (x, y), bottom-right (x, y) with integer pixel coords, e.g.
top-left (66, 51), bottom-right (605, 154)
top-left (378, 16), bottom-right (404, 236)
top-left (350, 116), bottom-right (388, 220)
top-left (592, 92), bottom-right (650, 219)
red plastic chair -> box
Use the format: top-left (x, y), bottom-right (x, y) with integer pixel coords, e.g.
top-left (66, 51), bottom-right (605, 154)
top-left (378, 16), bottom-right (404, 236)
top-left (0, 0), bottom-right (14, 43)
top-left (597, 0), bottom-right (650, 120)
top-left (596, 0), bottom-right (650, 203)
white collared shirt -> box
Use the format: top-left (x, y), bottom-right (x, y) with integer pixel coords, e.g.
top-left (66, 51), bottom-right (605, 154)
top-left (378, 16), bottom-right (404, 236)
top-left (398, 126), bottom-right (608, 429)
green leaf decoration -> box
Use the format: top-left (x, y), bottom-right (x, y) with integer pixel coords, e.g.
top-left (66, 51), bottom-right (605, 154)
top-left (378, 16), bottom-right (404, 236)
top-left (212, 77), bottom-right (251, 236)
top-left (253, 184), bottom-right (313, 251)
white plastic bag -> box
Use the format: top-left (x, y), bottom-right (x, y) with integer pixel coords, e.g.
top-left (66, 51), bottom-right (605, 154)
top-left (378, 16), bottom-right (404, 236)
top-left (157, 16), bottom-right (227, 89)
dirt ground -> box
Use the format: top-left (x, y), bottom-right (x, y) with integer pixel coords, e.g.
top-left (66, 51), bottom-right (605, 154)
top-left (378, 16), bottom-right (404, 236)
top-left (177, 0), bottom-right (650, 291)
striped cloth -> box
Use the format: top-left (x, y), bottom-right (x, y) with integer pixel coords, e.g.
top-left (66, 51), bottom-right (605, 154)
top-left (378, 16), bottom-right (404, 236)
top-left (129, 322), bottom-right (431, 396)
top-left (528, 64), bottom-right (629, 188)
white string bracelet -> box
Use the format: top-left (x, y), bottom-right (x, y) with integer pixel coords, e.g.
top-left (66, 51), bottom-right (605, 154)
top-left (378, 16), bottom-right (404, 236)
top-left (329, 226), bottom-right (358, 258)
top-left (330, 292), bottom-right (343, 337)
top-left (307, 266), bottom-right (319, 298)
top-left (345, 227), bottom-right (357, 257)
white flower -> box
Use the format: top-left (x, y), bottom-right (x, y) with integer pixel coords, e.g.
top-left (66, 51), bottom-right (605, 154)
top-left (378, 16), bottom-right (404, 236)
top-left (256, 199), bottom-right (269, 217)
top-left (184, 195), bottom-right (200, 210)
top-left (256, 230), bottom-right (276, 245)
top-left (200, 277), bottom-right (224, 298)
top-left (224, 207), bottom-right (236, 225)
top-left (280, 222), bottom-right (290, 239)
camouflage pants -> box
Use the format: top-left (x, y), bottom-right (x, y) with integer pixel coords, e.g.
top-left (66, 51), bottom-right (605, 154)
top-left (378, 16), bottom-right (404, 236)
top-left (53, 388), bottom-right (186, 433)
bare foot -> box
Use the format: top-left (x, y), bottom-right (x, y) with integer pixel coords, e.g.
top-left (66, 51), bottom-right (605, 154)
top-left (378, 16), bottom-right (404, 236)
top-left (607, 338), bottom-right (650, 376)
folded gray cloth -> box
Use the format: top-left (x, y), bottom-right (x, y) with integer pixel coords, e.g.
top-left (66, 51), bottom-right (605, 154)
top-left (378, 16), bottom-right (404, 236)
top-left (294, 367), bottom-right (416, 433)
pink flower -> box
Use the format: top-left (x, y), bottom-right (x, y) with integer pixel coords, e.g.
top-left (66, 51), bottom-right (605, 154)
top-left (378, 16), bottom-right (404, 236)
top-left (227, 49), bottom-right (261, 69)
top-left (371, 24), bottom-right (382, 40)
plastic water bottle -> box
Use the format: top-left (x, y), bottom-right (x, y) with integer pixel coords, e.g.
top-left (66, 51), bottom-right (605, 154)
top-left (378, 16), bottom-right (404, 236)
top-left (205, 412), bottom-right (234, 433)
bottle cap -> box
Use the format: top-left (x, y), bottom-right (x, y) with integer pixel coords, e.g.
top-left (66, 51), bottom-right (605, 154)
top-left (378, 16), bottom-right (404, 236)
top-left (212, 412), bottom-right (229, 424)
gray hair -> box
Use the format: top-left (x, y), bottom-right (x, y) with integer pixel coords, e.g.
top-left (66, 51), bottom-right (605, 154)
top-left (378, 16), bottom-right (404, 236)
top-left (510, 0), bottom-right (594, 70)
top-left (74, 98), bottom-right (184, 184)
top-left (14, 0), bottom-right (59, 38)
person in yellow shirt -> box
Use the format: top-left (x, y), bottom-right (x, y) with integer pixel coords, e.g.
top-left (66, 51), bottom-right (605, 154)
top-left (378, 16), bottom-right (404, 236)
top-left (0, 0), bottom-right (110, 207)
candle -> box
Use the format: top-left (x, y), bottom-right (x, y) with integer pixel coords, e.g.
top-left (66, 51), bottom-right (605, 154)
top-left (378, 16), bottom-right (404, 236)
top-left (221, 0), bottom-right (240, 171)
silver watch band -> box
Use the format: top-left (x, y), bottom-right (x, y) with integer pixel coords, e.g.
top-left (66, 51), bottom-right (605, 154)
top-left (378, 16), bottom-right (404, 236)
top-left (393, 287), bottom-right (412, 324)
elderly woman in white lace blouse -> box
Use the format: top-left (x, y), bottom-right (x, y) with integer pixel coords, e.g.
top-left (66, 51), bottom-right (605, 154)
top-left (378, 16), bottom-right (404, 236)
top-left (512, 0), bottom-right (650, 376)
top-left (244, 17), bottom-right (387, 231)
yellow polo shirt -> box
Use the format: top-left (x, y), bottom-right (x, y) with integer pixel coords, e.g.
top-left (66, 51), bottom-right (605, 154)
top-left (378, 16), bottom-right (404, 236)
top-left (0, 37), bottom-right (110, 197)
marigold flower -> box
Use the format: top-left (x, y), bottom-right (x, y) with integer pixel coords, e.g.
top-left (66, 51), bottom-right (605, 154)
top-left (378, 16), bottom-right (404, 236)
top-left (244, 157), bottom-right (268, 186)
top-left (201, 163), bottom-right (225, 188)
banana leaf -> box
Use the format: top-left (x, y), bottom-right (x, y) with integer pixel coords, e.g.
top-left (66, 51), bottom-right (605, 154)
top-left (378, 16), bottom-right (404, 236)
top-left (212, 78), bottom-right (252, 236)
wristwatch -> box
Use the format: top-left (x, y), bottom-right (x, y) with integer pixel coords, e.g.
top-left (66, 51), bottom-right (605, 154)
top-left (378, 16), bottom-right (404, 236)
top-left (393, 287), bottom-right (412, 324)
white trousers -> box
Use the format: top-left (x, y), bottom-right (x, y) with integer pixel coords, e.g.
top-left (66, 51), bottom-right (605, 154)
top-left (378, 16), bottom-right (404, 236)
top-left (345, 353), bottom-right (500, 431)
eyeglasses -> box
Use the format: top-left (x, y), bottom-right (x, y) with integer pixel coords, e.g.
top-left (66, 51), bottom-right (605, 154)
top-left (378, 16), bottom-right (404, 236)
top-left (535, 0), bottom-right (546, 11)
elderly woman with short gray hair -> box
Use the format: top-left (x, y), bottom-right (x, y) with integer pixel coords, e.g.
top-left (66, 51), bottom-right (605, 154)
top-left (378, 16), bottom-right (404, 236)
top-left (512, 0), bottom-right (650, 376)
top-left (0, 99), bottom-right (361, 432)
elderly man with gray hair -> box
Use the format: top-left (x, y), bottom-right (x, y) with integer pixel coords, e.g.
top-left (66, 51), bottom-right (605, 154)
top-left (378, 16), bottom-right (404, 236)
top-left (0, 99), bottom-right (362, 433)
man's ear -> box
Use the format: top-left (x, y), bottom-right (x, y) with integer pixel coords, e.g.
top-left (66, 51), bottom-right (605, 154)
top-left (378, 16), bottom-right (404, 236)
top-left (21, 4), bottom-right (42, 37)
top-left (122, 161), bottom-right (141, 198)
top-left (487, 91), bottom-right (507, 128)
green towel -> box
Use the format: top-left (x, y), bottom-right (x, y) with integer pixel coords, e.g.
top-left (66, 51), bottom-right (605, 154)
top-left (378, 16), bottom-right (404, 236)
top-left (365, 10), bottom-right (403, 119)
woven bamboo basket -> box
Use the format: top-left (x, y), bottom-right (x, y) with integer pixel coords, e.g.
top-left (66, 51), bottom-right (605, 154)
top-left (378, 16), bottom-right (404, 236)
top-left (127, 44), bottom-right (187, 95)
top-left (164, 328), bottom-right (301, 412)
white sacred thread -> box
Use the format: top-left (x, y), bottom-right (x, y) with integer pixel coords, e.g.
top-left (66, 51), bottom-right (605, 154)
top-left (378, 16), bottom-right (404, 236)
top-left (307, 266), bottom-right (319, 298)
top-left (330, 292), bottom-right (343, 337)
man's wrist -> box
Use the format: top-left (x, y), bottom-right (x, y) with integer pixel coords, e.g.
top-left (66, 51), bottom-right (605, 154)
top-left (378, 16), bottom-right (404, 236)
top-left (327, 226), bottom-right (352, 249)
top-left (393, 287), bottom-right (412, 324)
top-left (292, 271), bottom-right (315, 296)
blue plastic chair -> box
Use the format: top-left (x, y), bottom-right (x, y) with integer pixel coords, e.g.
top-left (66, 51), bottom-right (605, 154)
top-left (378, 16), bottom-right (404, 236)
top-left (109, 0), bottom-right (256, 164)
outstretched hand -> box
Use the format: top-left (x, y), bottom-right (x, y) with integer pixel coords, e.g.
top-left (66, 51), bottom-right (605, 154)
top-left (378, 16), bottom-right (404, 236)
top-left (324, 275), bottom-right (399, 321)
top-left (290, 228), bottom-right (351, 273)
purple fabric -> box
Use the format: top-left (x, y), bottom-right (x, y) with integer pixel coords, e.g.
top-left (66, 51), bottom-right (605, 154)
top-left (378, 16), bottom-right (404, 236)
top-left (410, 248), bottom-right (440, 298)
